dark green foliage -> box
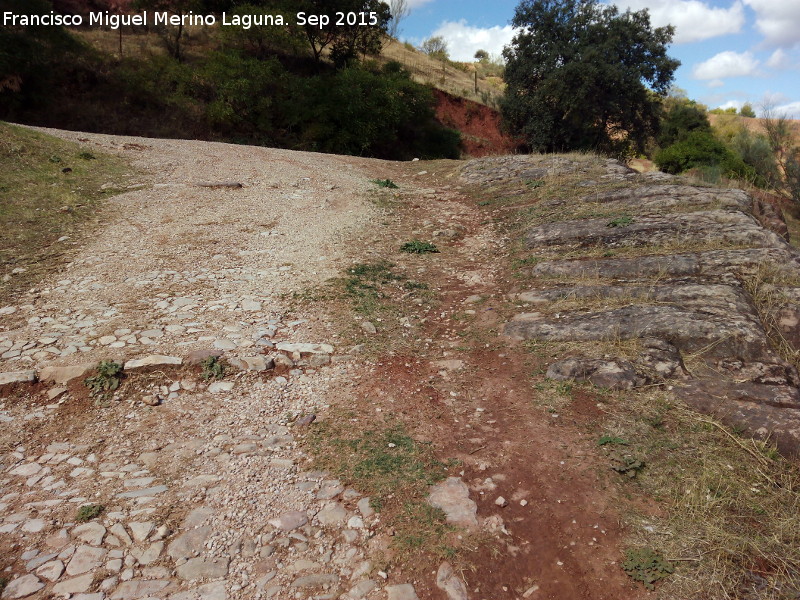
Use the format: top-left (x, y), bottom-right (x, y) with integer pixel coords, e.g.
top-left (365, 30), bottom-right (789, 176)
top-left (4, 7), bottom-right (458, 161)
top-left (0, 0), bottom-right (81, 114)
top-left (501, 0), bottom-right (679, 155)
top-left (84, 360), bottom-right (123, 399)
top-left (287, 63), bottom-right (460, 159)
top-left (729, 129), bottom-right (781, 188)
top-left (75, 504), bottom-right (105, 522)
top-left (400, 240), bottom-right (439, 254)
top-left (622, 548), bottom-right (675, 590)
top-left (372, 178), bottom-right (399, 188)
top-left (197, 51), bottom-right (287, 143)
top-left (655, 131), bottom-right (758, 182)
top-left (296, 0), bottom-right (390, 67)
top-left (740, 103), bottom-right (756, 118)
top-left (219, 3), bottom-right (305, 59)
top-left (200, 356), bottom-right (226, 381)
top-left (658, 101), bottom-right (711, 148)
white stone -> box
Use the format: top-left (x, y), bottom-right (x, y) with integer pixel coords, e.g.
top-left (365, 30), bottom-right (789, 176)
top-left (1, 574), bottom-right (45, 598)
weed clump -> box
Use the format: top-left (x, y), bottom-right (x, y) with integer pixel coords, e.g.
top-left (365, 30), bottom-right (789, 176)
top-left (200, 356), bottom-right (227, 381)
top-left (84, 360), bottom-right (123, 401)
top-left (76, 504), bottom-right (104, 522)
top-left (400, 240), bottom-right (439, 254)
top-left (372, 178), bottom-right (399, 189)
top-left (622, 547), bottom-right (674, 590)
top-left (607, 215), bottom-right (634, 227)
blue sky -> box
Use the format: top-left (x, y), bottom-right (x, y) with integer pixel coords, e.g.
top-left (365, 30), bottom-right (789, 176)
top-left (397, 0), bottom-right (800, 117)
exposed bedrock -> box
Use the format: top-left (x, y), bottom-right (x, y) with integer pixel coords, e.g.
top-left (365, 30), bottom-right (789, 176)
top-left (480, 165), bottom-right (800, 454)
top-left (525, 209), bottom-right (785, 249)
top-left (530, 248), bottom-right (800, 280)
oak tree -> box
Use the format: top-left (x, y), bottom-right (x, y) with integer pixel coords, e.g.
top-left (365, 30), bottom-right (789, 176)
top-left (501, 0), bottom-right (679, 154)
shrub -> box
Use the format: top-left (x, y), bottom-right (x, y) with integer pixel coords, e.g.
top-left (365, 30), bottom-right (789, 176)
top-left (655, 130), bottom-right (757, 182)
top-left (658, 101), bottom-right (711, 148)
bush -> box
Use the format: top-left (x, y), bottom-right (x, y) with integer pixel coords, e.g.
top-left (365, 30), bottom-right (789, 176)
top-left (286, 63), bottom-right (460, 159)
top-left (655, 130), bottom-right (758, 182)
top-left (658, 101), bottom-right (711, 148)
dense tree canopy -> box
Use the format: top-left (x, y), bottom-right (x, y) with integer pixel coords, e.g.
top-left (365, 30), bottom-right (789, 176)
top-left (501, 0), bottom-right (679, 155)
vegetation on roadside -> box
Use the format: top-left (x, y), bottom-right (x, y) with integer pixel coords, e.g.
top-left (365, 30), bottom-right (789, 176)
top-left (307, 416), bottom-right (457, 560)
top-left (75, 503), bottom-right (105, 522)
top-left (602, 388), bottom-right (800, 599)
top-left (1, 1), bottom-right (461, 160)
top-left (84, 360), bottom-right (124, 401)
top-left (200, 355), bottom-right (227, 381)
top-left (0, 122), bottom-right (135, 305)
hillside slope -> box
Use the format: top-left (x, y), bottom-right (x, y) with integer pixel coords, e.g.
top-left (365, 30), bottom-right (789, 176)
top-left (1, 129), bottom-right (799, 599)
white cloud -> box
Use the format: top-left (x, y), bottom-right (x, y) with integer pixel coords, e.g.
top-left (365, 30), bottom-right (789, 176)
top-left (707, 79), bottom-right (725, 88)
top-left (429, 20), bottom-right (516, 62)
top-left (766, 49), bottom-right (790, 69)
top-left (717, 99), bottom-right (744, 111)
top-left (775, 101), bottom-right (800, 118)
top-left (612, 0), bottom-right (745, 44)
top-left (743, 0), bottom-right (800, 48)
top-left (692, 50), bottom-right (760, 79)
top-left (405, 0), bottom-right (434, 8)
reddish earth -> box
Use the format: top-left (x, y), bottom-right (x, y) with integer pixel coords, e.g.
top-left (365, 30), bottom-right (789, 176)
top-left (434, 89), bottom-right (519, 158)
top-left (336, 161), bottom-right (650, 599)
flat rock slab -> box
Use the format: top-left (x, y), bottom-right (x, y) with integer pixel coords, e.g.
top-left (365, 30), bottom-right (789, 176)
top-left (0, 371), bottom-right (36, 386)
top-left (275, 342), bottom-right (334, 355)
top-left (110, 579), bottom-right (171, 599)
top-left (576, 184), bottom-right (751, 211)
top-left (167, 525), bottom-right (212, 560)
top-left (124, 355), bottom-right (182, 370)
top-left (39, 363), bottom-right (96, 385)
top-left (676, 380), bottom-right (800, 456)
top-left (505, 301), bottom-right (775, 363)
top-left (428, 477), bottom-right (479, 530)
top-left (1, 574), bottom-right (45, 598)
top-left (436, 562), bottom-right (469, 600)
top-left (530, 248), bottom-right (800, 280)
top-left (176, 557), bottom-right (230, 581)
top-left (387, 584), bottom-right (421, 600)
top-left (525, 210), bottom-right (784, 249)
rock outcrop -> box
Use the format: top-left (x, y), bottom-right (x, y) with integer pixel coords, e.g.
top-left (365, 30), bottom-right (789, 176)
top-left (463, 156), bottom-right (800, 455)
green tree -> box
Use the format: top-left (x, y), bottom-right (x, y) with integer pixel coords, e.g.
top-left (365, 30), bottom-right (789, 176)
top-left (474, 49), bottom-right (489, 63)
top-left (501, 0), bottom-right (679, 155)
top-left (740, 103), bottom-right (756, 118)
top-left (658, 99), bottom-right (710, 147)
top-left (296, 0), bottom-right (391, 68)
top-left (421, 36), bottom-right (449, 61)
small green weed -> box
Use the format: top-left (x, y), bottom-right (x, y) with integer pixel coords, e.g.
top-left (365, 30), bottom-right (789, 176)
top-left (607, 215), bottom-right (634, 227)
top-left (78, 151), bottom-right (96, 160)
top-left (622, 547), bottom-right (674, 590)
top-left (308, 418), bottom-right (452, 560)
top-left (525, 179), bottom-right (545, 188)
top-left (84, 360), bottom-right (123, 401)
top-left (372, 178), bottom-right (398, 189)
top-left (76, 504), bottom-right (104, 522)
top-left (403, 280), bottom-right (428, 290)
top-left (400, 240), bottom-right (439, 254)
top-left (200, 356), bottom-right (226, 381)
top-left (598, 435), bottom-right (629, 446)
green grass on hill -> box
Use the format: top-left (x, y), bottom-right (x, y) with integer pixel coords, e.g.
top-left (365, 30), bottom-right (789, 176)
top-left (0, 123), bottom-right (135, 307)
